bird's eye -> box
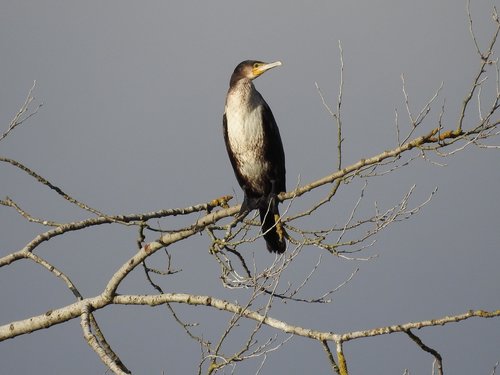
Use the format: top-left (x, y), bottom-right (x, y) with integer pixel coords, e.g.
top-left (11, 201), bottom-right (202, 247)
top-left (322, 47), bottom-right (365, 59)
top-left (253, 63), bottom-right (260, 69)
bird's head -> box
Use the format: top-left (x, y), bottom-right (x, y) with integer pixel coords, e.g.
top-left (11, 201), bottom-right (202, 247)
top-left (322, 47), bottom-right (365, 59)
top-left (233, 60), bottom-right (282, 81)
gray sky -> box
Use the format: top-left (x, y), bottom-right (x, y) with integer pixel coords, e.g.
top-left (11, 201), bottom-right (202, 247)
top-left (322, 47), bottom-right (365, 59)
top-left (1, 1), bottom-right (499, 374)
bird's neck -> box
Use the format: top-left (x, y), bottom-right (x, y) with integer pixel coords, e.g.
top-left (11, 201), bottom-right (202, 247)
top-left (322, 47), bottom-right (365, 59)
top-left (226, 79), bottom-right (259, 110)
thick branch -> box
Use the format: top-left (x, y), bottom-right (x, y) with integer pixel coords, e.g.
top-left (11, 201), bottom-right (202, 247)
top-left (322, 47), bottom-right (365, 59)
top-left (339, 309), bottom-right (500, 342)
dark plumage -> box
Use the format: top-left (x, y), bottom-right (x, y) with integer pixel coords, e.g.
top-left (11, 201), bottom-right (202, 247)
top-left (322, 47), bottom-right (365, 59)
top-left (223, 60), bottom-right (286, 253)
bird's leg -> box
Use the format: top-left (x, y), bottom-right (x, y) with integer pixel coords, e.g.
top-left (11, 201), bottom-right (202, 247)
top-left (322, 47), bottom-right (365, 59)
top-left (226, 195), bottom-right (250, 236)
top-left (236, 195), bottom-right (251, 221)
top-left (236, 188), bottom-right (261, 221)
top-left (268, 179), bottom-right (279, 211)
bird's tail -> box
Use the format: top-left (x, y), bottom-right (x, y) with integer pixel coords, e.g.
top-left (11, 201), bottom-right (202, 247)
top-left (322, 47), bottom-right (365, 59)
top-left (259, 203), bottom-right (286, 253)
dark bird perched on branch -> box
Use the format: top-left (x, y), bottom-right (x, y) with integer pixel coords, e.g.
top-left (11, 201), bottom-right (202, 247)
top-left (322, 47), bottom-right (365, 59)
top-left (223, 60), bottom-right (286, 253)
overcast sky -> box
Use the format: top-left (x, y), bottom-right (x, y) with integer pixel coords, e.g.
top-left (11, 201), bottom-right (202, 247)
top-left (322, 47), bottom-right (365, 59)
top-left (1, 1), bottom-right (499, 374)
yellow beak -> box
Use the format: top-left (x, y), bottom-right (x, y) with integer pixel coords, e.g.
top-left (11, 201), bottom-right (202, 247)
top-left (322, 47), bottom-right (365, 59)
top-left (253, 61), bottom-right (282, 77)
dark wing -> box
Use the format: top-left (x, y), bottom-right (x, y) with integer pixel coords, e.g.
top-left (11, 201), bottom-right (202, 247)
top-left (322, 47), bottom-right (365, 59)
top-left (260, 99), bottom-right (286, 194)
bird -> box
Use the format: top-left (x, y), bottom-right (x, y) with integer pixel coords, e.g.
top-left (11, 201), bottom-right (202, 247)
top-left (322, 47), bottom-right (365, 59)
top-left (223, 60), bottom-right (286, 253)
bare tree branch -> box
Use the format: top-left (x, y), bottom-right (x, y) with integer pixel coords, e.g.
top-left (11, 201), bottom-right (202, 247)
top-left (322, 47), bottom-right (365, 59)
top-left (0, 81), bottom-right (42, 142)
top-left (321, 340), bottom-right (340, 374)
top-left (405, 330), bottom-right (443, 375)
top-left (1, 4), bottom-right (499, 374)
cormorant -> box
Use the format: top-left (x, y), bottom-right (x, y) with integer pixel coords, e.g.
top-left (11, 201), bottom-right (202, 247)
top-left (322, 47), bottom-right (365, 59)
top-left (223, 60), bottom-right (286, 253)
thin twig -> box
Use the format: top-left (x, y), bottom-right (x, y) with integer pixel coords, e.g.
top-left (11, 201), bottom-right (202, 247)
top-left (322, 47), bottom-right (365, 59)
top-left (405, 330), bottom-right (443, 375)
top-left (0, 81), bottom-right (42, 142)
top-left (321, 340), bottom-right (340, 374)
